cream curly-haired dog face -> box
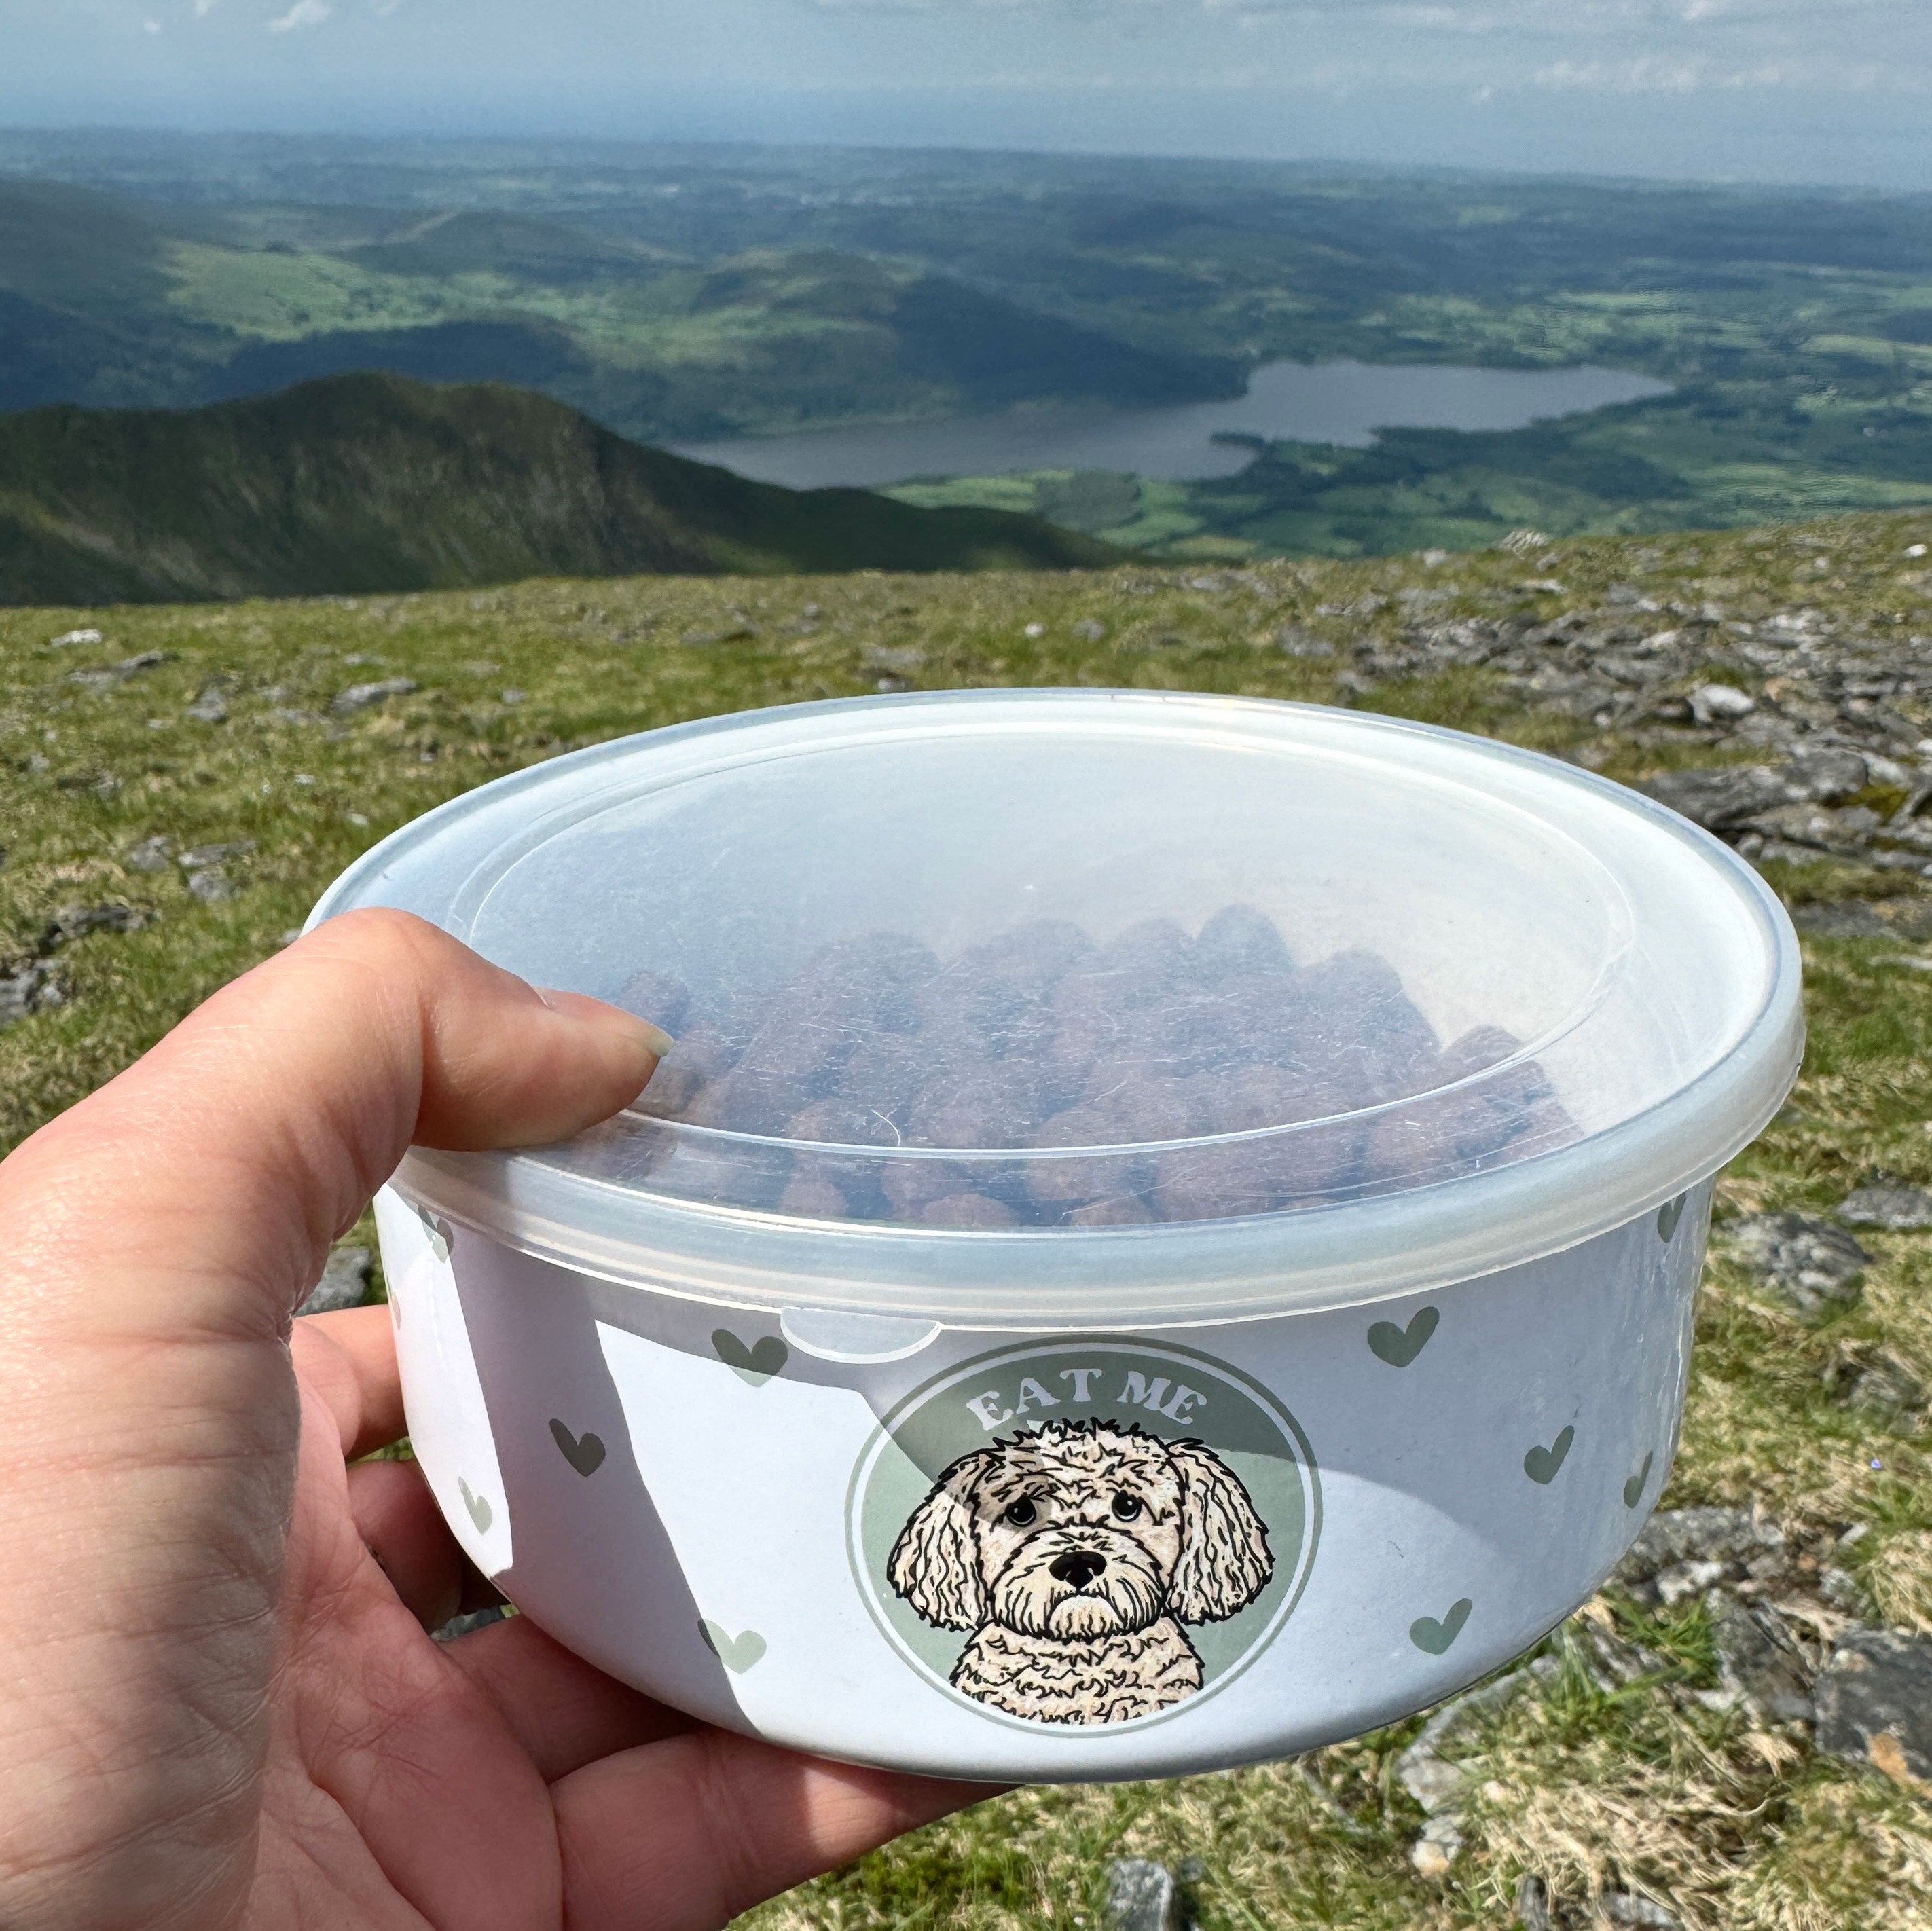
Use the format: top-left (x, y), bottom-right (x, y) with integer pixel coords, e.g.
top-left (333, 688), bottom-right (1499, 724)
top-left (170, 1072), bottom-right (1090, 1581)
top-left (888, 1418), bottom-right (1274, 1726)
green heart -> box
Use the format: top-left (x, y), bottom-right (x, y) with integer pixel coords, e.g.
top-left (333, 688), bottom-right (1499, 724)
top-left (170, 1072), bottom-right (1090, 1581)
top-left (1410, 1598), bottom-right (1472, 1655)
top-left (549, 1418), bottom-right (607, 1477)
top-left (458, 1477), bottom-right (493, 1534)
top-left (1524, 1424), bottom-right (1575, 1486)
top-left (712, 1329), bottom-right (788, 1386)
top-left (699, 1619), bottom-right (768, 1673)
top-left (418, 1207), bottom-right (452, 1264)
top-left (1624, 1450), bottom-right (1656, 1509)
top-left (1367, 1306), bottom-right (1439, 1367)
top-left (1656, 1194), bottom-right (1687, 1244)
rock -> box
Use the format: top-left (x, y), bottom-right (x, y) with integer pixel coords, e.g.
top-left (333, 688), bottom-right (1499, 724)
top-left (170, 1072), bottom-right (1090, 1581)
top-left (1614, 1507), bottom-right (1785, 1592)
top-left (680, 623), bottom-right (755, 646)
top-left (187, 686), bottom-right (230, 724)
top-left (125, 834), bottom-right (175, 873)
top-left (1783, 744), bottom-right (1870, 802)
top-left (1710, 1595), bottom-right (1815, 1721)
top-left (862, 645), bottom-right (926, 677)
top-left (1102, 1858), bottom-right (1184, 1931)
top-left (1072, 619), bottom-right (1108, 642)
top-left (1516, 1874), bottom-right (1553, 1931)
top-left (1791, 900), bottom-right (1891, 938)
top-left (1410, 1811), bottom-right (1465, 1877)
top-left (0, 962), bottom-right (50, 1027)
top-left (1601, 1894), bottom-right (1681, 1928)
top-left (1397, 1657), bottom-right (1559, 1814)
top-left (1839, 1183), bottom-right (1932, 1229)
top-left (187, 868), bottom-right (236, 904)
top-left (1721, 1212), bottom-right (1868, 1319)
top-left (331, 676), bottom-right (419, 715)
top-left (44, 902), bottom-right (140, 948)
top-left (48, 627), bottom-right (103, 647)
top-left (1846, 1353), bottom-right (1924, 1422)
top-left (297, 1246), bottom-right (373, 1317)
top-left (1639, 765), bottom-right (1789, 830)
top-left (179, 841), bottom-right (255, 871)
top-left (1816, 1630), bottom-right (1932, 1786)
top-left (1691, 683), bottom-right (1756, 722)
top-left (1275, 625), bottom-right (1332, 657)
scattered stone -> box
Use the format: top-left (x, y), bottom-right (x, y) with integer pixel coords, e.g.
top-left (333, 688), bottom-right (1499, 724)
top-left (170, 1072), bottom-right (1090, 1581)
top-left (43, 903), bottom-right (140, 948)
top-left (1839, 1183), bottom-right (1932, 1229)
top-left (179, 841), bottom-right (255, 872)
top-left (1816, 1630), bottom-right (1932, 1786)
top-left (67, 651), bottom-right (165, 694)
top-left (862, 645), bottom-right (926, 678)
top-left (1691, 683), bottom-right (1756, 722)
top-left (1601, 1894), bottom-right (1681, 1928)
top-left (297, 1246), bottom-right (373, 1317)
top-left (1410, 1811), bottom-right (1464, 1877)
top-left (1516, 1874), bottom-right (1553, 1931)
top-left (1102, 1857), bottom-right (1185, 1931)
top-left (433, 1606), bottom-right (513, 1644)
top-left (0, 962), bottom-right (52, 1028)
top-left (1639, 765), bottom-right (1789, 830)
top-left (331, 676), bottom-right (419, 714)
top-left (1846, 1353), bottom-right (1924, 1422)
top-left (1072, 619), bottom-right (1108, 642)
top-left (187, 868), bottom-right (236, 904)
top-left (48, 627), bottom-right (103, 647)
top-left (500, 688), bottom-right (526, 706)
top-left (186, 686), bottom-right (230, 724)
top-left (124, 834), bottom-right (175, 873)
top-left (1275, 624), bottom-right (1333, 657)
top-left (1710, 1595), bottom-right (1815, 1721)
top-left (1614, 1507), bottom-right (1786, 1602)
top-left (1791, 900), bottom-right (1891, 938)
top-left (680, 624), bottom-right (755, 647)
top-left (1720, 1213), bottom-right (1868, 1319)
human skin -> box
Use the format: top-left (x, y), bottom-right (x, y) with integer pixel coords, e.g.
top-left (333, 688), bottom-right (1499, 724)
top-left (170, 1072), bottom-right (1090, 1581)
top-left (0, 909), bottom-right (981, 1930)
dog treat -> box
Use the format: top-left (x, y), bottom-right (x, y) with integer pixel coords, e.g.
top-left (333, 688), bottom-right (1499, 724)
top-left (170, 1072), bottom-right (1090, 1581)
top-left (623, 904), bottom-right (1576, 1224)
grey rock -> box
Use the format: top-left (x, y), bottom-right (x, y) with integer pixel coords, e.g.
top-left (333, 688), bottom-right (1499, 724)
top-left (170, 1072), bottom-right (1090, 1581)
top-left (1690, 682), bottom-right (1756, 722)
top-left (1639, 764), bottom-right (1789, 830)
top-left (0, 962), bottom-right (50, 1028)
top-left (1839, 1183), bottom-right (1932, 1229)
top-left (1614, 1507), bottom-right (1785, 1587)
top-left (187, 868), bottom-right (236, 904)
top-left (1816, 1629), bottom-right (1932, 1784)
top-left (1711, 1596), bottom-right (1815, 1721)
top-left (1784, 744), bottom-right (1870, 803)
top-left (1397, 1657), bottom-right (1559, 1814)
top-left (1846, 1354), bottom-right (1924, 1421)
top-left (1601, 1894), bottom-right (1681, 1928)
top-left (1275, 624), bottom-right (1333, 657)
top-left (48, 627), bottom-right (103, 647)
top-left (433, 1605), bottom-right (512, 1644)
top-left (297, 1246), bottom-right (373, 1317)
top-left (1721, 1213), bottom-right (1868, 1319)
top-left (124, 834), bottom-right (175, 874)
top-left (862, 645), bottom-right (926, 676)
top-left (45, 902), bottom-right (139, 949)
top-left (680, 623), bottom-right (755, 647)
top-left (1791, 900), bottom-right (1891, 938)
top-left (331, 676), bottom-right (418, 714)
top-left (1516, 1874), bottom-right (1553, 1931)
top-left (1410, 1810), bottom-right (1465, 1877)
top-left (1072, 618), bottom-right (1108, 643)
top-left (1103, 1858), bottom-right (1184, 1931)
top-left (186, 686), bottom-right (230, 724)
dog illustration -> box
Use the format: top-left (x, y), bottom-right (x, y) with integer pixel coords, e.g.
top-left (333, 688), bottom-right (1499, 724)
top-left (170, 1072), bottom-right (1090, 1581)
top-left (887, 1418), bottom-right (1274, 1725)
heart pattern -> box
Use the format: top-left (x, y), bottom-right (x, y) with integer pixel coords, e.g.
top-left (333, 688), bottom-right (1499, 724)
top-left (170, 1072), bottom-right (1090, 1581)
top-left (1524, 1424), bottom-right (1576, 1486)
top-left (713, 1328), bottom-right (789, 1386)
top-left (549, 1418), bottom-right (607, 1477)
top-left (1410, 1598), bottom-right (1472, 1655)
top-left (1624, 1450), bottom-right (1656, 1508)
top-left (458, 1477), bottom-right (493, 1534)
top-left (700, 1620), bottom-right (768, 1673)
top-left (1367, 1306), bottom-right (1440, 1367)
top-left (1656, 1194), bottom-right (1688, 1244)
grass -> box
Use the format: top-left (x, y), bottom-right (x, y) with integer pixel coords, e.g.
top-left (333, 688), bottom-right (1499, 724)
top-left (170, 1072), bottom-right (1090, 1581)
top-left (6, 510), bottom-right (1932, 1926)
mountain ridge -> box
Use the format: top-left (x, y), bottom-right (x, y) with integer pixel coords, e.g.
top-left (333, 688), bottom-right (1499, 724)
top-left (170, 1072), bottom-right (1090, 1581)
top-left (0, 372), bottom-right (1114, 605)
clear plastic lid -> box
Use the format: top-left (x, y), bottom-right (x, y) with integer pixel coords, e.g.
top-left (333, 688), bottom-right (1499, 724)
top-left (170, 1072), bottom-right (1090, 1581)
top-left (312, 691), bottom-right (1802, 1325)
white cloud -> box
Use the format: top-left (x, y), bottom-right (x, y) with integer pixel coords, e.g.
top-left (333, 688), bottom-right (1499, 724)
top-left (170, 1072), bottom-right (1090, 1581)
top-left (192, 0), bottom-right (219, 13)
top-left (268, 0), bottom-right (331, 28)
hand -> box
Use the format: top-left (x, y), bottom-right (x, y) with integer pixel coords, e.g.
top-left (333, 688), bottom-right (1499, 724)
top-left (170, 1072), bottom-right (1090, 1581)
top-left (0, 910), bottom-right (980, 1930)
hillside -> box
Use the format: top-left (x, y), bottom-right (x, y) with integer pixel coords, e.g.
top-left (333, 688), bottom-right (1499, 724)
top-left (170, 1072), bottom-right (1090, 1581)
top-left (5, 510), bottom-right (1932, 1928)
top-left (0, 373), bottom-right (1112, 604)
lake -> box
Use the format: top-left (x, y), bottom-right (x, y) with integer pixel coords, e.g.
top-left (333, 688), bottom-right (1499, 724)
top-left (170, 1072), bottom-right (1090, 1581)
top-left (668, 359), bottom-right (1674, 490)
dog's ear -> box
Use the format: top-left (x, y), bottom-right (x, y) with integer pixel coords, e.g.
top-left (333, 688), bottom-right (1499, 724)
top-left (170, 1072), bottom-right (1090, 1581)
top-left (1165, 1439), bottom-right (1275, 1624)
top-left (888, 1447), bottom-right (997, 1631)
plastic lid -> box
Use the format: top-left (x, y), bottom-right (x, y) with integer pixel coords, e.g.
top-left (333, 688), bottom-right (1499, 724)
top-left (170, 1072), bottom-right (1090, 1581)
top-left (310, 690), bottom-right (1802, 1326)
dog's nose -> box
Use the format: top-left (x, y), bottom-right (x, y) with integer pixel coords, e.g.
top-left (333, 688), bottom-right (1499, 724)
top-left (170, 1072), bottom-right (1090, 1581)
top-left (1049, 1551), bottom-right (1108, 1590)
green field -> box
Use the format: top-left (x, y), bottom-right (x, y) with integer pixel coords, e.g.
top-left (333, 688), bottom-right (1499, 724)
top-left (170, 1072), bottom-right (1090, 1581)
top-left (7, 513), bottom-right (1932, 1927)
top-left (3, 134), bottom-right (1932, 559)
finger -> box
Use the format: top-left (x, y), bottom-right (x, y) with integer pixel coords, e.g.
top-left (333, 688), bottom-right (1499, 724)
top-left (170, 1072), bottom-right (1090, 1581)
top-left (445, 1614), bottom-right (693, 1781)
top-left (554, 1731), bottom-right (991, 1931)
top-left (1, 906), bottom-right (666, 1353)
top-left (293, 1305), bottom-right (406, 1460)
top-left (346, 1459), bottom-right (467, 1630)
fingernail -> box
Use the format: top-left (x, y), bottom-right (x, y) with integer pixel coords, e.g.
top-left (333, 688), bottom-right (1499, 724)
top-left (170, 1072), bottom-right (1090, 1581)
top-left (536, 987), bottom-right (674, 1059)
top-left (634, 1018), bottom-right (676, 1059)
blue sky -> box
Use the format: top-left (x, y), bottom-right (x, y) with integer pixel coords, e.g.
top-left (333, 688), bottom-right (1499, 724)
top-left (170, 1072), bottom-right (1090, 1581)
top-left (2, 0), bottom-right (1929, 187)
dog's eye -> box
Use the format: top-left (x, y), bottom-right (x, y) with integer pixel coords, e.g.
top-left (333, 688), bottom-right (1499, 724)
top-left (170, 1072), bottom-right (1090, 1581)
top-left (1003, 1497), bottom-right (1038, 1527)
top-left (1111, 1492), bottom-right (1144, 1522)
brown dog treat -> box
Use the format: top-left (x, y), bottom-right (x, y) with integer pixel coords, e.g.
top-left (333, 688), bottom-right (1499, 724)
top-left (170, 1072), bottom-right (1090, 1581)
top-left (634, 1021), bottom-right (740, 1117)
top-left (611, 967), bottom-right (691, 1035)
top-left (907, 1059), bottom-right (1044, 1149)
top-left (1193, 902), bottom-right (1294, 981)
top-left (776, 1173), bottom-right (852, 1219)
top-left (1067, 1194), bottom-right (1153, 1227)
top-left (915, 1191), bottom-right (1020, 1229)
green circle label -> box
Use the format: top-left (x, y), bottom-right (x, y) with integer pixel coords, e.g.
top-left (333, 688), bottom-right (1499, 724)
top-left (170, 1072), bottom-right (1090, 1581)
top-left (848, 1337), bottom-right (1319, 1731)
